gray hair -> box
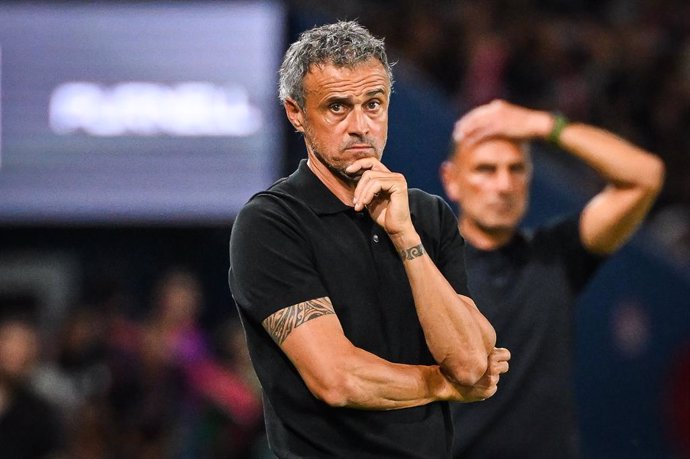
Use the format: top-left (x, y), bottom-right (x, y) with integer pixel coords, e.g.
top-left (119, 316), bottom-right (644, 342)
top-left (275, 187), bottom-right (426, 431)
top-left (278, 20), bottom-right (394, 107)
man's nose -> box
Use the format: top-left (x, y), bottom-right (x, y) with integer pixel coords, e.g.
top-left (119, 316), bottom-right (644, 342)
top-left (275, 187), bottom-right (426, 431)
top-left (347, 107), bottom-right (369, 136)
top-left (495, 170), bottom-right (515, 192)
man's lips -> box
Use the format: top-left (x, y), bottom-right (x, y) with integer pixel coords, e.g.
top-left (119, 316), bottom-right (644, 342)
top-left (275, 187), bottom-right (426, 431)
top-left (487, 201), bottom-right (515, 212)
top-left (345, 145), bottom-right (374, 151)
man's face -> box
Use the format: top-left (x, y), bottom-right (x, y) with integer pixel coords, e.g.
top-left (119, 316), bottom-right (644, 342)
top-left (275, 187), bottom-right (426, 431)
top-left (286, 58), bottom-right (390, 183)
top-left (443, 138), bottom-right (531, 237)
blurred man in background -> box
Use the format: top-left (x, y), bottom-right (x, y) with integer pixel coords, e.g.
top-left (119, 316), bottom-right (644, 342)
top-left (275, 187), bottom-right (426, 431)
top-left (440, 99), bottom-right (664, 458)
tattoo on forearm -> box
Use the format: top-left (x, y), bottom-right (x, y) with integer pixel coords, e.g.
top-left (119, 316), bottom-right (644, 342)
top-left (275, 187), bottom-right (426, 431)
top-left (262, 297), bottom-right (335, 345)
top-left (399, 243), bottom-right (426, 261)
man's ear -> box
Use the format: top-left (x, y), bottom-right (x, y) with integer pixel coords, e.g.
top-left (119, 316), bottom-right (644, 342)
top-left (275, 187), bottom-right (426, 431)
top-left (440, 160), bottom-right (461, 203)
top-left (284, 98), bottom-right (305, 133)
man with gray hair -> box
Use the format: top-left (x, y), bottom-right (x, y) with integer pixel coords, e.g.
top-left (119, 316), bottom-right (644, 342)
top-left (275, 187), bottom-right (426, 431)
top-left (229, 21), bottom-right (510, 457)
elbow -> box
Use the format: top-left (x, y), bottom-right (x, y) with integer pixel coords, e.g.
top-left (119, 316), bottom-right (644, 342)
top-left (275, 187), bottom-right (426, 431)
top-left (315, 384), bottom-right (350, 408)
top-left (642, 155), bottom-right (666, 197)
top-left (304, 371), bottom-right (356, 408)
top-left (442, 351), bottom-right (489, 387)
top-left (464, 295), bottom-right (497, 352)
top-left (442, 298), bottom-right (496, 385)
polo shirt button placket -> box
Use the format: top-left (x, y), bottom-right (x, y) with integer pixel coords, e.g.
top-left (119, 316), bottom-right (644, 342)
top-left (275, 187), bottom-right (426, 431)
top-left (372, 234), bottom-right (379, 243)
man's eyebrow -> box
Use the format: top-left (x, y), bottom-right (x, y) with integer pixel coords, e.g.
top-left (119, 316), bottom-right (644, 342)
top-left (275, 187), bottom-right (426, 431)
top-left (324, 95), bottom-right (352, 105)
top-left (323, 88), bottom-right (386, 105)
top-left (366, 88), bottom-right (386, 97)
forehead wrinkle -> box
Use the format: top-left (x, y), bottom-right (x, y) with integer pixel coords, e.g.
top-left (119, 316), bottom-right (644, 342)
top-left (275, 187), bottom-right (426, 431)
top-left (315, 77), bottom-right (388, 99)
top-left (304, 64), bottom-right (390, 103)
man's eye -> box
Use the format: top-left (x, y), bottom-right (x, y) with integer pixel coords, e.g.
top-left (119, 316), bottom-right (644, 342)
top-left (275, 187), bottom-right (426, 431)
top-left (511, 165), bottom-right (527, 174)
top-left (476, 165), bottom-right (495, 173)
top-left (367, 101), bottom-right (381, 110)
top-left (329, 103), bottom-right (343, 112)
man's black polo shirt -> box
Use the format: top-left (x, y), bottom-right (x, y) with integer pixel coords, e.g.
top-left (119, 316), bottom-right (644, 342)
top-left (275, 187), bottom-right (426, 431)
top-left (229, 159), bottom-right (469, 458)
top-left (451, 217), bottom-right (605, 459)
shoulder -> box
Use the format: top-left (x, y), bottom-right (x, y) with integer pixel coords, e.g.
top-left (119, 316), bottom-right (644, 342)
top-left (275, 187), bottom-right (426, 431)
top-left (408, 188), bottom-right (458, 233)
top-left (408, 188), bottom-right (463, 251)
top-left (231, 183), bottom-right (311, 251)
top-left (408, 188), bottom-right (454, 216)
top-left (408, 187), bottom-right (443, 203)
top-left (235, 178), bottom-right (303, 224)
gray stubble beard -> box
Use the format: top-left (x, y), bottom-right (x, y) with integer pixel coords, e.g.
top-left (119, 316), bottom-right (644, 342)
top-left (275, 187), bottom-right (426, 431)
top-left (310, 146), bottom-right (362, 185)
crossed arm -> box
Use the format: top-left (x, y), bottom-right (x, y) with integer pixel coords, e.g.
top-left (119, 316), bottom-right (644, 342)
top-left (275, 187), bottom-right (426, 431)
top-left (262, 297), bottom-right (509, 409)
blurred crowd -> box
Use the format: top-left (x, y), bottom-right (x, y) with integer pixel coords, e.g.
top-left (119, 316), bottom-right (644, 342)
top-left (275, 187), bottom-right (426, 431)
top-left (0, 268), bottom-right (268, 459)
top-left (293, 0), bottom-right (690, 269)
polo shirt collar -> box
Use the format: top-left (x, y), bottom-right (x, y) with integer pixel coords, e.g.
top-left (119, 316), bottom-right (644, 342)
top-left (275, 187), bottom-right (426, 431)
top-left (288, 159), bottom-right (352, 215)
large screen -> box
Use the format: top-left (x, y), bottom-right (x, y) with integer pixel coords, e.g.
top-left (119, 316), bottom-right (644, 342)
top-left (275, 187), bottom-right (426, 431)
top-left (0, 1), bottom-right (285, 223)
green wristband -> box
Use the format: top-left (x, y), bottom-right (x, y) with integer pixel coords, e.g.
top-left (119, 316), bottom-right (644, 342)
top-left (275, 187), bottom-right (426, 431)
top-left (548, 113), bottom-right (569, 145)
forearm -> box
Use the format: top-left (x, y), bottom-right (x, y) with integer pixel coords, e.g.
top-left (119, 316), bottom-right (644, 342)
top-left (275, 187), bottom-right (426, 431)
top-left (315, 346), bottom-right (493, 409)
top-left (276, 309), bottom-right (477, 410)
top-left (393, 233), bottom-right (495, 385)
top-left (556, 122), bottom-right (664, 191)
top-left (327, 348), bottom-right (456, 410)
top-left (554, 121), bottom-right (664, 252)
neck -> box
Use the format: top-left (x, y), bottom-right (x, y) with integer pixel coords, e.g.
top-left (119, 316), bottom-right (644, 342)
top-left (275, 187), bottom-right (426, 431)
top-left (306, 154), bottom-right (356, 207)
top-left (459, 219), bottom-right (515, 251)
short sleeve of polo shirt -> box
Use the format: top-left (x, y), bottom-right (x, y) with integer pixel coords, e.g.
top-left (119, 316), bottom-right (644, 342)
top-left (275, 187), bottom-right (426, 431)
top-left (229, 193), bottom-right (328, 324)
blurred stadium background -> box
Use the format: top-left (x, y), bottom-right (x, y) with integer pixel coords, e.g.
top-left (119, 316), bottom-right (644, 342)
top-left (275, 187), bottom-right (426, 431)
top-left (0, 1), bottom-right (688, 458)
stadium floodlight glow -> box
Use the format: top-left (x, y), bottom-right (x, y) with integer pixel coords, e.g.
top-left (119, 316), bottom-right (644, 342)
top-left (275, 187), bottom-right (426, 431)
top-left (49, 81), bottom-right (263, 137)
